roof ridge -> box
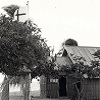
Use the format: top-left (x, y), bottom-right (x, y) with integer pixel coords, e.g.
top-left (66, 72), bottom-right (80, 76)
top-left (65, 45), bottom-right (100, 48)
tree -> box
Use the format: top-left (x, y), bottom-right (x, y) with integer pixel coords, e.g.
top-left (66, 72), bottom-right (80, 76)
top-left (0, 5), bottom-right (50, 100)
top-left (2, 5), bottom-right (19, 18)
top-left (0, 5), bottom-right (50, 77)
top-left (64, 38), bottom-right (78, 46)
top-left (0, 15), bottom-right (50, 76)
top-left (61, 38), bottom-right (78, 56)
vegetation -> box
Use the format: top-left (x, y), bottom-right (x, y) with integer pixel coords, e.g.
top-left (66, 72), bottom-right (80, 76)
top-left (0, 4), bottom-right (51, 100)
top-left (62, 38), bottom-right (78, 46)
top-left (1, 4), bottom-right (100, 100)
top-left (2, 5), bottom-right (19, 18)
top-left (0, 5), bottom-right (50, 77)
top-left (56, 39), bottom-right (100, 100)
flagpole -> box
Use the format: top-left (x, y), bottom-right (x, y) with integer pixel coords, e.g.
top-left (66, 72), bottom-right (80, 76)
top-left (26, 1), bottom-right (29, 5)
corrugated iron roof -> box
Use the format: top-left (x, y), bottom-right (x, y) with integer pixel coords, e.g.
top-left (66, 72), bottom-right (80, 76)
top-left (63, 46), bottom-right (100, 65)
top-left (56, 57), bottom-right (72, 66)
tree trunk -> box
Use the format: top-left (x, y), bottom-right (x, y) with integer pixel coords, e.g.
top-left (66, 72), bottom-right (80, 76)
top-left (20, 73), bottom-right (31, 100)
top-left (74, 81), bottom-right (84, 100)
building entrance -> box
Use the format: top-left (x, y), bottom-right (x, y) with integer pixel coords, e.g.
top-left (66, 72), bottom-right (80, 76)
top-left (59, 76), bottom-right (67, 97)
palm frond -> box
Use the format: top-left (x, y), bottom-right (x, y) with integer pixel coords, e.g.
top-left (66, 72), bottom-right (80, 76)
top-left (2, 5), bottom-right (19, 18)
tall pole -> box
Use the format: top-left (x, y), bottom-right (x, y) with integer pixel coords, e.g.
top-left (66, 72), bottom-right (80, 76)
top-left (22, 2), bottom-right (31, 100)
top-left (26, 1), bottom-right (29, 17)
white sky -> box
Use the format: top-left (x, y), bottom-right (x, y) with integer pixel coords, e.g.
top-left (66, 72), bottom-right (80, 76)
top-left (29, 0), bottom-right (100, 51)
top-left (0, 0), bottom-right (100, 89)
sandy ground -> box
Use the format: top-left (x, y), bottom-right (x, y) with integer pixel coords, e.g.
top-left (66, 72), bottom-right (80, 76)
top-left (0, 95), bottom-right (71, 100)
top-left (0, 95), bottom-right (70, 100)
top-left (0, 91), bottom-right (70, 100)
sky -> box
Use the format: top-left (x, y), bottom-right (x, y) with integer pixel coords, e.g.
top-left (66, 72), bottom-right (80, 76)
top-left (0, 0), bottom-right (100, 52)
top-left (0, 0), bottom-right (100, 90)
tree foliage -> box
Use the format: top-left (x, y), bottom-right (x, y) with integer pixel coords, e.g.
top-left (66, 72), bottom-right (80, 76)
top-left (2, 5), bottom-right (19, 18)
top-left (61, 38), bottom-right (78, 56)
top-left (64, 38), bottom-right (78, 46)
top-left (0, 14), bottom-right (50, 77)
top-left (0, 4), bottom-right (51, 100)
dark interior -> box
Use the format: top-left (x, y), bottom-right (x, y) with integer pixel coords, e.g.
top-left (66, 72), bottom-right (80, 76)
top-left (62, 49), bottom-right (68, 56)
top-left (59, 76), bottom-right (67, 97)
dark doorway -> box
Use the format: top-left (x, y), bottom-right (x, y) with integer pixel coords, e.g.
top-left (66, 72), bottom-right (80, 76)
top-left (59, 76), bottom-right (67, 97)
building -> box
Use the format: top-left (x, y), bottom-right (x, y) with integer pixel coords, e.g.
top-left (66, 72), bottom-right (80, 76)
top-left (40, 45), bottom-right (100, 100)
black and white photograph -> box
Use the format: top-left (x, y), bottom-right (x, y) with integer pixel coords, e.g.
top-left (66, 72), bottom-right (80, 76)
top-left (0, 0), bottom-right (100, 100)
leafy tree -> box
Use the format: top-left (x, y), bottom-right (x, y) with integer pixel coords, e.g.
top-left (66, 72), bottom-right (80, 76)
top-left (0, 14), bottom-right (50, 77)
top-left (0, 15), bottom-right (50, 76)
top-left (0, 5), bottom-right (50, 100)
top-left (2, 5), bottom-right (19, 18)
top-left (64, 38), bottom-right (78, 46)
top-left (61, 38), bottom-right (78, 56)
